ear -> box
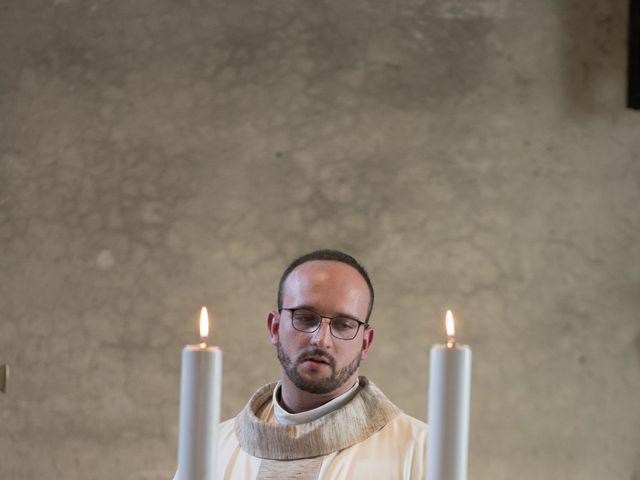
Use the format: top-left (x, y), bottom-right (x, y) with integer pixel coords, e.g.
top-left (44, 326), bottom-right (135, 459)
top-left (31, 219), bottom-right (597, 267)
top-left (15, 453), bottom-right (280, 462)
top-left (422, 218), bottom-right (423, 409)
top-left (359, 325), bottom-right (375, 360)
top-left (267, 310), bottom-right (280, 346)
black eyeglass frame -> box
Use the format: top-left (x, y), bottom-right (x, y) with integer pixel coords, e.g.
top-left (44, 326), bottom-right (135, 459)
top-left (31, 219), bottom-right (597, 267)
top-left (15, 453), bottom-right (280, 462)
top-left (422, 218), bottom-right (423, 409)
top-left (279, 307), bottom-right (369, 340)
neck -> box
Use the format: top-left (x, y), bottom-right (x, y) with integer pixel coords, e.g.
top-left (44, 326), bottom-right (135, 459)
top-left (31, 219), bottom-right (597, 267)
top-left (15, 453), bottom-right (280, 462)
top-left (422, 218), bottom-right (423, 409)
top-left (278, 374), bottom-right (359, 413)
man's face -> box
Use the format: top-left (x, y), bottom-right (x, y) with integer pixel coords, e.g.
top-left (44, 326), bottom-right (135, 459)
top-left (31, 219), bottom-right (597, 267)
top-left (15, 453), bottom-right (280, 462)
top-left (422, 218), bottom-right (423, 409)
top-left (268, 260), bottom-right (374, 396)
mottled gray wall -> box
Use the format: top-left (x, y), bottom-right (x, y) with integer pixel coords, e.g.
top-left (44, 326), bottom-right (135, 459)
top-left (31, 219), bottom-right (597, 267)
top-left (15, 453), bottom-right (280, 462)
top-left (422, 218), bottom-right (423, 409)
top-left (1, 0), bottom-right (639, 479)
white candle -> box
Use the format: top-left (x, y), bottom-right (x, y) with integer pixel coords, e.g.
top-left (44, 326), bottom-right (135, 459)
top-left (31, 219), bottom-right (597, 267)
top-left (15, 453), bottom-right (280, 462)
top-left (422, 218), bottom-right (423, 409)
top-left (173, 306), bottom-right (223, 480)
top-left (426, 310), bottom-right (472, 480)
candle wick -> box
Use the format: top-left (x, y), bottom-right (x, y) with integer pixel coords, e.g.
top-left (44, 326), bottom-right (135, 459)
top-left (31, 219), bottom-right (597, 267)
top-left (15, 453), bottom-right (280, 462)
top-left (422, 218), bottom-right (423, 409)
top-left (199, 340), bottom-right (207, 349)
top-left (446, 336), bottom-right (455, 348)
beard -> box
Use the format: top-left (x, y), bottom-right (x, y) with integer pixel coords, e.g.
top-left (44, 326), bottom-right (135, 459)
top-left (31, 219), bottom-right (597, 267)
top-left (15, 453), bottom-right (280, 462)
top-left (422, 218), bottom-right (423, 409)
top-left (276, 341), bottom-right (361, 394)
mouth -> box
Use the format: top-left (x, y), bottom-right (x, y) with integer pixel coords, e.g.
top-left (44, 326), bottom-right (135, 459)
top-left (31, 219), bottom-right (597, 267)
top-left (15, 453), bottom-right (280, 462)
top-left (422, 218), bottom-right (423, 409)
top-left (300, 355), bottom-right (332, 367)
top-left (303, 357), bottom-right (331, 365)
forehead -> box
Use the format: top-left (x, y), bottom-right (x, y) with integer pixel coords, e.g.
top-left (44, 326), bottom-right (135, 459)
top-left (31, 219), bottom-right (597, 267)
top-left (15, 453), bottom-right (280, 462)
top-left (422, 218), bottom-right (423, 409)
top-left (282, 260), bottom-right (370, 316)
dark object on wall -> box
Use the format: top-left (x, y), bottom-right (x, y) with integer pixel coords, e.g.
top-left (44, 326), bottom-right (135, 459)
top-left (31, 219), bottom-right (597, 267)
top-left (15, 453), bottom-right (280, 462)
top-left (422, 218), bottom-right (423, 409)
top-left (629, 0), bottom-right (640, 109)
top-left (0, 364), bottom-right (8, 393)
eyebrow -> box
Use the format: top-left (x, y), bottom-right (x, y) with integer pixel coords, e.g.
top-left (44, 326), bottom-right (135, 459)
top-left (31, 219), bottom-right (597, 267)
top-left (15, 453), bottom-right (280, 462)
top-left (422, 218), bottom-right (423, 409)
top-left (288, 305), bottom-right (362, 323)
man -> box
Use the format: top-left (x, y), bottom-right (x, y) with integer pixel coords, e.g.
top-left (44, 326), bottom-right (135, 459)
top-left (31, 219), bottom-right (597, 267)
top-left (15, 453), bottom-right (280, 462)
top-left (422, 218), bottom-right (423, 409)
top-left (218, 249), bottom-right (427, 479)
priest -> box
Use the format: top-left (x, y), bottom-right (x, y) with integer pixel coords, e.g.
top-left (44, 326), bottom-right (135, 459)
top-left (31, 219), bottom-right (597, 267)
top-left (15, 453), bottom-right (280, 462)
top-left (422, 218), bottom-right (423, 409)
top-left (218, 249), bottom-right (427, 479)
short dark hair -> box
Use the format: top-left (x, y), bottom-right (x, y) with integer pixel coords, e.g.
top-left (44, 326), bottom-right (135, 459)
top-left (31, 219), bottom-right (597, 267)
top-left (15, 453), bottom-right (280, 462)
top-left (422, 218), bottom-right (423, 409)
top-left (277, 249), bottom-right (375, 323)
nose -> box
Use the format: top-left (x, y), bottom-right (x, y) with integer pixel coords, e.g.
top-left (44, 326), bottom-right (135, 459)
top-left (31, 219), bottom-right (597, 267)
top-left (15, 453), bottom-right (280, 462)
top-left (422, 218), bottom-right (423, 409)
top-left (310, 318), bottom-right (332, 348)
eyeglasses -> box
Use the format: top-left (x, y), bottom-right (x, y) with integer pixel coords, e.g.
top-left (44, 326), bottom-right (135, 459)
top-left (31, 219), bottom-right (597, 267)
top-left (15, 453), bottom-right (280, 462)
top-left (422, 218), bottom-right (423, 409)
top-left (280, 308), bottom-right (368, 340)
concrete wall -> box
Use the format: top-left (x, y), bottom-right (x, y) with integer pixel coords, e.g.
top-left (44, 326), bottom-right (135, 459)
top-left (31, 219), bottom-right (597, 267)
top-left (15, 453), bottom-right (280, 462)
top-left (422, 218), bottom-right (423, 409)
top-left (1, 1), bottom-right (638, 478)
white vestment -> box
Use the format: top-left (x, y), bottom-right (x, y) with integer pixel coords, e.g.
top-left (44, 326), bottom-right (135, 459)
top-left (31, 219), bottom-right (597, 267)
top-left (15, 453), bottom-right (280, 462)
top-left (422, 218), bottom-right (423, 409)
top-left (218, 377), bottom-right (427, 480)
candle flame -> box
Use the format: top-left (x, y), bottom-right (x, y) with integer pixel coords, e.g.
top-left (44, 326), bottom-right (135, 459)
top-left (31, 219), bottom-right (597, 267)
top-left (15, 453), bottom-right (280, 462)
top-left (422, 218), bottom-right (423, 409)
top-left (199, 306), bottom-right (210, 347)
top-left (445, 309), bottom-right (455, 348)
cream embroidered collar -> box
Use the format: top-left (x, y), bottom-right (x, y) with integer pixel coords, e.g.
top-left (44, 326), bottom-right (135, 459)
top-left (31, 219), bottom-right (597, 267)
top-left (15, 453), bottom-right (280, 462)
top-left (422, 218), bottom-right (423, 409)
top-left (235, 376), bottom-right (401, 460)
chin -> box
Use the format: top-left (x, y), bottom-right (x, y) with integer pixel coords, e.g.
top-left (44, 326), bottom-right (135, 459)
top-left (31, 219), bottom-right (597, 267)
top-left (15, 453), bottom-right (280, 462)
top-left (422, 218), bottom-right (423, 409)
top-left (298, 367), bottom-right (330, 381)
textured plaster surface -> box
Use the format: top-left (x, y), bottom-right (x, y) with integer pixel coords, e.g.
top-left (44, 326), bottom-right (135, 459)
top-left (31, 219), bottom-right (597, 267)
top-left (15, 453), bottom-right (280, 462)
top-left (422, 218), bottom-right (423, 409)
top-left (1, 0), bottom-right (639, 479)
